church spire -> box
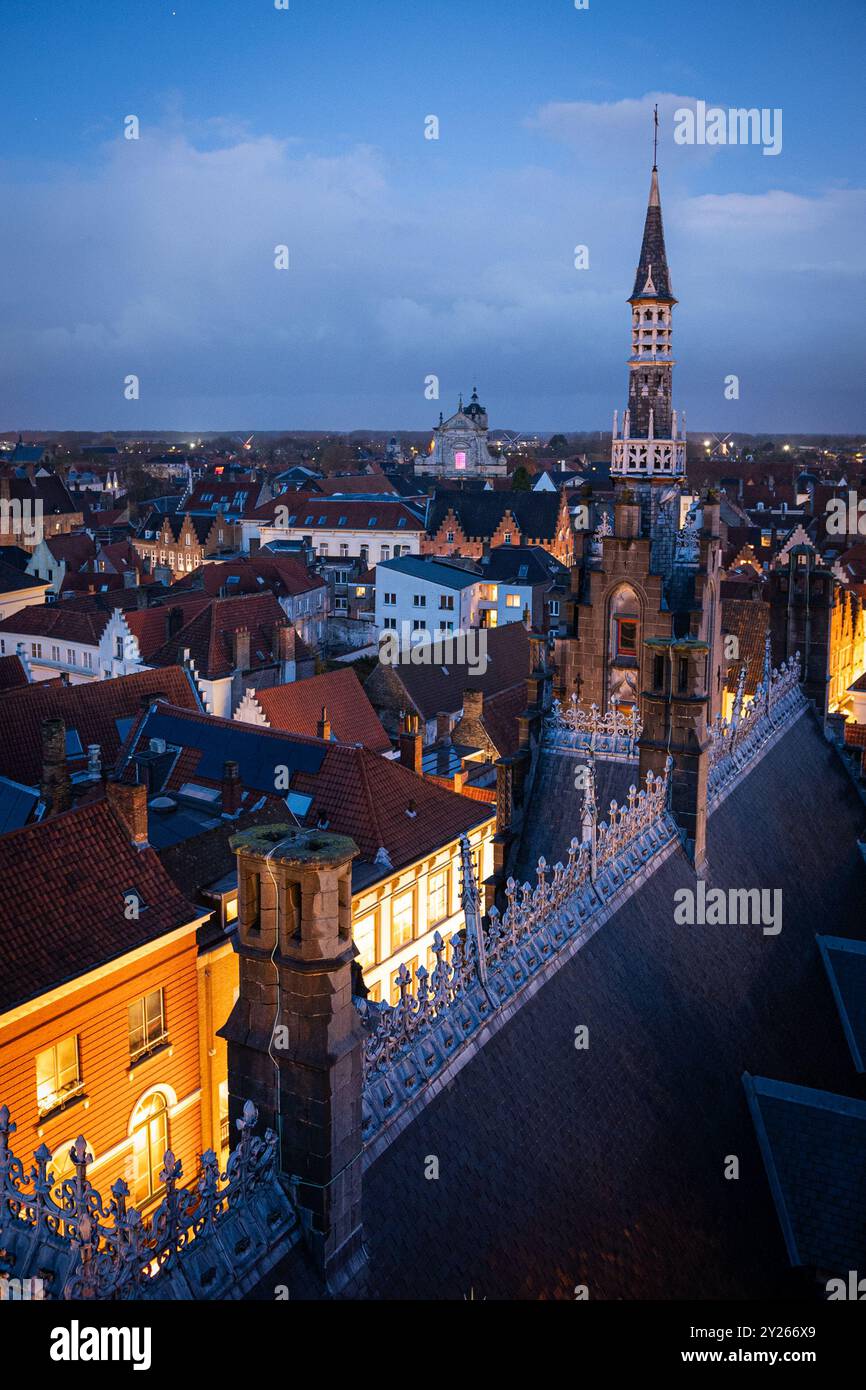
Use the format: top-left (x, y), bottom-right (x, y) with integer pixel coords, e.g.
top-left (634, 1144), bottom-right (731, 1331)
top-left (630, 114), bottom-right (674, 303)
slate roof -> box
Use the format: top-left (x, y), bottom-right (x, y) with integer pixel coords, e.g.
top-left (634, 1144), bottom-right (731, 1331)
top-left (170, 554), bottom-right (324, 600)
top-left (744, 1076), bottom-right (866, 1275)
top-left (0, 560), bottom-right (48, 596)
top-left (244, 669), bottom-right (391, 753)
top-left (480, 545), bottom-right (569, 586)
top-left (817, 934), bottom-right (866, 1072)
top-left (377, 555), bottom-right (482, 590)
top-left (348, 711), bottom-right (866, 1299)
top-left (0, 797), bottom-right (202, 1013)
top-left (427, 490), bottom-right (562, 542)
top-left (630, 166), bottom-right (674, 302)
top-left (0, 665), bottom-right (201, 788)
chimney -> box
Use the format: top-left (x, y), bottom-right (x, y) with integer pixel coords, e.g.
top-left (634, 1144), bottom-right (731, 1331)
top-left (167, 606), bottom-right (184, 638)
top-left (231, 626), bottom-right (251, 671)
top-left (105, 780), bottom-right (149, 848)
top-left (221, 759), bottom-right (242, 816)
top-left (436, 711), bottom-right (452, 743)
top-left (462, 688), bottom-right (484, 722)
top-left (272, 622), bottom-right (295, 663)
top-left (399, 711), bottom-right (423, 775)
top-left (40, 718), bottom-right (72, 817)
top-left (316, 705), bottom-right (331, 741)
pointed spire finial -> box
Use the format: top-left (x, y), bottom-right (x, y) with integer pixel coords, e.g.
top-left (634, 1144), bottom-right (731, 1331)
top-left (653, 102), bottom-right (659, 171)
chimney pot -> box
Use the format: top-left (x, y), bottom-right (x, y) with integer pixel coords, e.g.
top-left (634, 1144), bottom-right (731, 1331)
top-left (316, 705), bottom-right (331, 741)
top-left (221, 759), bottom-right (242, 816)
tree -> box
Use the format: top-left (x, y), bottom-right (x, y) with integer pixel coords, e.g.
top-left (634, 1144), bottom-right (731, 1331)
top-left (510, 465), bottom-right (532, 492)
top-left (548, 434), bottom-right (569, 456)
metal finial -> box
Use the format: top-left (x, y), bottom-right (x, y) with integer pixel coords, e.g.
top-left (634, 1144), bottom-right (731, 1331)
top-left (653, 103), bottom-right (659, 169)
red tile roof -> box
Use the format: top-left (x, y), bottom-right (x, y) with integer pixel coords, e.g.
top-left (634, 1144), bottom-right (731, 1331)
top-left (0, 605), bottom-right (111, 644)
top-left (170, 554), bottom-right (324, 600)
top-left (44, 532), bottom-right (96, 567)
top-left (0, 654), bottom-right (29, 691)
top-left (146, 592), bottom-right (291, 678)
top-left (123, 595), bottom-right (212, 659)
top-left (245, 669), bottom-right (391, 752)
top-left (0, 665), bottom-right (201, 787)
top-left (722, 598), bottom-right (770, 695)
top-left (118, 704), bottom-right (492, 873)
top-left (248, 491), bottom-right (424, 530)
top-left (0, 797), bottom-right (202, 1012)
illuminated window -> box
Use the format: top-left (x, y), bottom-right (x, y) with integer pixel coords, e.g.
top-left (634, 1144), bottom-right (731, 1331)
top-left (130, 1092), bottom-right (169, 1204)
top-left (391, 890), bottom-right (415, 953)
top-left (36, 1036), bottom-right (82, 1117)
top-left (454, 451), bottom-right (467, 470)
top-left (505, 593), bottom-right (521, 608)
top-left (353, 912), bottom-right (379, 971)
top-left (428, 869), bottom-right (449, 926)
top-left (225, 895), bottom-right (238, 924)
top-left (128, 989), bottom-right (167, 1064)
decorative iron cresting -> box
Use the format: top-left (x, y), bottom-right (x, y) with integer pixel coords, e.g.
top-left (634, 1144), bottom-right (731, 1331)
top-left (0, 1099), bottom-right (297, 1300)
top-left (545, 694), bottom-right (642, 759)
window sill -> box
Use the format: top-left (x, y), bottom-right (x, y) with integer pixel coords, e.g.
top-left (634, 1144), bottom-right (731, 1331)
top-left (37, 1090), bottom-right (88, 1132)
top-left (128, 1039), bottom-right (172, 1079)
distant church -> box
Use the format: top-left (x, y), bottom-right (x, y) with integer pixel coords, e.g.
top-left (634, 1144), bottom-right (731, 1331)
top-left (417, 387), bottom-right (507, 479)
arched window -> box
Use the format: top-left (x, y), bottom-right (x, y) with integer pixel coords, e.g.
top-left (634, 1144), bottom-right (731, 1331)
top-left (130, 1091), bottom-right (169, 1204)
top-left (607, 584), bottom-right (642, 710)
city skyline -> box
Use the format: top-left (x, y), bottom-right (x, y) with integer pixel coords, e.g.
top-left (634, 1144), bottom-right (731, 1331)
top-left (1, 0), bottom-right (864, 432)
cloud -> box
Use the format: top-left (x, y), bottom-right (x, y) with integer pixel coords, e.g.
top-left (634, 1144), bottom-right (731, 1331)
top-left (0, 108), bottom-right (862, 431)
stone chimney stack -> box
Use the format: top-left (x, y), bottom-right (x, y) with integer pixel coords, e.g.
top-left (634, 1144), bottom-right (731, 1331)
top-left (639, 636), bottom-right (710, 870)
top-left (220, 825), bottom-right (363, 1290)
top-left (221, 759), bottom-right (242, 816)
top-left (105, 780), bottom-right (149, 848)
top-left (399, 711), bottom-right (423, 774)
top-left (316, 705), bottom-right (331, 741)
top-left (40, 718), bottom-right (72, 817)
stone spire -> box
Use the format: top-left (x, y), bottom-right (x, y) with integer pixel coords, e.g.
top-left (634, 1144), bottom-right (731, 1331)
top-left (630, 166), bottom-right (674, 303)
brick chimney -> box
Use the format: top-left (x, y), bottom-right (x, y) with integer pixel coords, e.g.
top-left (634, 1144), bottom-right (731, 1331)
top-left (462, 688), bottom-right (484, 722)
top-left (399, 711), bottom-right (423, 774)
top-left (222, 759), bottom-right (242, 816)
top-left (40, 718), bottom-right (72, 817)
top-left (105, 781), bottom-right (149, 848)
top-left (230, 626), bottom-right (251, 671)
top-left (272, 622), bottom-right (295, 663)
top-left (317, 705), bottom-right (331, 741)
top-left (436, 711), bottom-right (452, 743)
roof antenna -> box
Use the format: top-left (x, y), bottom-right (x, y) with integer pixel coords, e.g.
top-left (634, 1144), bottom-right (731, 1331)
top-left (653, 102), bottom-right (659, 170)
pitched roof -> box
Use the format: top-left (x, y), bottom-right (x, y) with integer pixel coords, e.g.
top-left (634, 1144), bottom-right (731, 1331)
top-left (146, 592), bottom-right (289, 678)
top-left (375, 620), bottom-right (530, 721)
top-left (123, 595), bottom-right (212, 660)
top-left (817, 934), bottom-right (866, 1072)
top-left (0, 665), bottom-right (201, 788)
top-left (245, 669), bottom-right (391, 753)
top-left (170, 554), bottom-right (324, 600)
top-left (44, 532), bottom-right (96, 567)
top-left (427, 489), bottom-right (562, 542)
top-left (0, 654), bottom-right (29, 691)
top-left (0, 797), bottom-right (202, 1013)
top-left (378, 555), bottom-right (482, 590)
top-left (0, 559), bottom-right (48, 596)
top-left (248, 492), bottom-right (424, 531)
top-left (117, 704), bottom-right (492, 876)
top-left (0, 604), bottom-right (111, 645)
top-left (721, 597), bottom-right (770, 695)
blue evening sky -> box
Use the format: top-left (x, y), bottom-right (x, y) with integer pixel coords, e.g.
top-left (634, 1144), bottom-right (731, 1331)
top-left (1, 0), bottom-right (863, 432)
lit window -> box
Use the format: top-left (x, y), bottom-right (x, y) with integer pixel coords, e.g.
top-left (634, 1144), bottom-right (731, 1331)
top-left (391, 890), bottom-right (415, 953)
top-left (225, 896), bottom-right (238, 924)
top-left (505, 593), bottom-right (521, 608)
top-left (454, 451), bottom-right (467, 470)
top-left (128, 989), bottom-right (167, 1064)
top-left (130, 1092), bottom-right (169, 1204)
top-left (36, 1036), bottom-right (82, 1116)
top-left (428, 869), bottom-right (449, 926)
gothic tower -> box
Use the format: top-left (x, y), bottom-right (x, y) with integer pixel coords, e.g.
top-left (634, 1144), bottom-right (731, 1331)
top-left (611, 135), bottom-right (687, 534)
